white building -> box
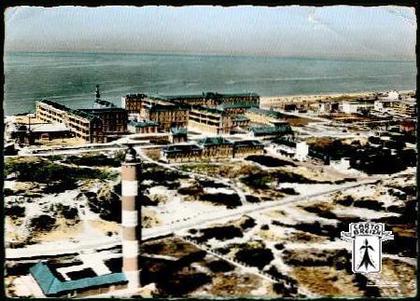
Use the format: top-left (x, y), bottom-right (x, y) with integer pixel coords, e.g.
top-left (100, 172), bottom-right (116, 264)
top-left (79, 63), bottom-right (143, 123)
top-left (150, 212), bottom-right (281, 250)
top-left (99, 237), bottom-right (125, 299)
top-left (295, 141), bottom-right (309, 161)
top-left (270, 140), bottom-right (309, 161)
top-left (342, 101), bottom-right (374, 114)
top-left (374, 90), bottom-right (400, 111)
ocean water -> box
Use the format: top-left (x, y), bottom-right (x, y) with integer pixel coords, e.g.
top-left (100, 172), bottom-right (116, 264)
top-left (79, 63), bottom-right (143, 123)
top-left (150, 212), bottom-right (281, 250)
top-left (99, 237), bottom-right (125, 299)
top-left (4, 51), bottom-right (416, 115)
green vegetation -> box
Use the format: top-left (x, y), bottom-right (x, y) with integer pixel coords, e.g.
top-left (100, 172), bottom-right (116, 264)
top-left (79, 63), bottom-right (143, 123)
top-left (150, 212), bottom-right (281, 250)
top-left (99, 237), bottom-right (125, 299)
top-left (5, 205), bottom-right (26, 219)
top-left (245, 155), bottom-right (296, 167)
top-left (64, 153), bottom-right (122, 167)
top-left (179, 163), bottom-right (260, 179)
top-left (29, 214), bottom-right (57, 232)
top-left (195, 225), bottom-right (243, 243)
top-left (86, 186), bottom-right (121, 223)
top-left (240, 169), bottom-right (323, 190)
top-left (240, 171), bottom-right (273, 189)
top-left (206, 260), bottom-right (234, 273)
top-left (5, 158), bottom-right (117, 192)
top-left (234, 246), bottom-right (274, 269)
top-left (199, 193), bottom-right (242, 208)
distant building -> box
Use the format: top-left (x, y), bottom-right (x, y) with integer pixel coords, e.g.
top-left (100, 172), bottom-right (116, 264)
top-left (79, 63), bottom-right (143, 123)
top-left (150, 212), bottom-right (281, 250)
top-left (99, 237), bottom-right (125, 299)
top-left (170, 127), bottom-right (188, 144)
top-left (79, 107), bottom-right (128, 141)
top-left (36, 98), bottom-right (127, 143)
top-left (271, 139), bottom-right (308, 161)
top-left (161, 143), bottom-right (203, 163)
top-left (121, 93), bottom-right (148, 114)
top-left (245, 107), bottom-right (285, 124)
top-left (341, 100), bottom-right (374, 114)
top-left (400, 119), bottom-right (416, 134)
top-left (232, 140), bottom-right (265, 158)
top-left (159, 92), bottom-right (260, 109)
top-left (295, 141), bottom-right (309, 161)
top-left (250, 121), bottom-right (293, 138)
top-left (394, 98), bottom-right (417, 117)
top-left (122, 95), bottom-right (189, 132)
top-left (122, 92), bottom-right (260, 134)
top-left (318, 102), bottom-right (339, 113)
top-left (231, 115), bottom-right (250, 128)
top-left (128, 120), bottom-right (159, 134)
top-left (374, 99), bottom-right (400, 111)
top-left (189, 107), bottom-right (233, 134)
top-left (161, 137), bottom-right (265, 163)
top-left (36, 100), bottom-right (102, 142)
top-left (197, 136), bottom-right (234, 159)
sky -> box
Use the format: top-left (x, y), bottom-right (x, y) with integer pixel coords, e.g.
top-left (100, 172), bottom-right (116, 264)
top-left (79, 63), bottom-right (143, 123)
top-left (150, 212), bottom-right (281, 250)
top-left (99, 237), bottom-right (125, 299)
top-left (4, 5), bottom-right (416, 60)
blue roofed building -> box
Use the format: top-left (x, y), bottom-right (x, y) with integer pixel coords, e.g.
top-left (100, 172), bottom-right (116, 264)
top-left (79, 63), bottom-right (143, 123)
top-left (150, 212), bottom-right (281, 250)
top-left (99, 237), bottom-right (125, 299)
top-left (29, 262), bottom-right (128, 297)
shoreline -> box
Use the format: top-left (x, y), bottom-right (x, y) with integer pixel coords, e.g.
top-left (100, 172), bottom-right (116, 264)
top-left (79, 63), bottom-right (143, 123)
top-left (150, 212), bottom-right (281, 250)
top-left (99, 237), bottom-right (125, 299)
top-left (260, 89), bottom-right (415, 101)
top-left (4, 89), bottom-right (415, 118)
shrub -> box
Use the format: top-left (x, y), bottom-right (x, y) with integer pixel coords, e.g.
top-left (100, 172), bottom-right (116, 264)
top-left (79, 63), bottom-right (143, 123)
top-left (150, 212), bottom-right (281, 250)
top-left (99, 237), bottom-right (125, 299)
top-left (197, 225), bottom-right (243, 242)
top-left (61, 206), bottom-right (79, 220)
top-left (4, 159), bottom-right (116, 193)
top-left (235, 247), bottom-right (274, 269)
top-left (158, 273), bottom-right (211, 297)
top-left (245, 155), bottom-right (296, 167)
top-left (29, 215), bottom-right (57, 232)
top-left (260, 224), bottom-right (269, 230)
top-left (278, 187), bottom-right (299, 195)
top-left (239, 216), bottom-right (256, 230)
top-left (64, 154), bottom-right (121, 167)
top-left (178, 184), bottom-right (203, 195)
top-left (245, 195), bottom-right (261, 203)
top-left (274, 243), bottom-right (285, 250)
top-left (86, 187), bottom-right (121, 222)
top-left (336, 195), bottom-right (354, 206)
top-left (240, 171), bottom-right (273, 189)
top-left (3, 188), bottom-right (14, 197)
top-left (5, 205), bottom-right (25, 219)
top-left (207, 260), bottom-right (234, 273)
top-left (200, 193), bottom-right (241, 208)
top-left (353, 199), bottom-right (384, 211)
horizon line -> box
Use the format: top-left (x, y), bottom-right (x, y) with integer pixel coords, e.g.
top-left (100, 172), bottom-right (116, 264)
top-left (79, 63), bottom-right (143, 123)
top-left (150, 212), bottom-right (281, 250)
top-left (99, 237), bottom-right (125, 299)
top-left (4, 49), bottom-right (416, 63)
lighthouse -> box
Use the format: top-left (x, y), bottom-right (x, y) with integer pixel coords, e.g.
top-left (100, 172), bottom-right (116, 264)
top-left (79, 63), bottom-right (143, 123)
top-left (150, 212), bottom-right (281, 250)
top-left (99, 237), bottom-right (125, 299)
top-left (121, 145), bottom-right (142, 288)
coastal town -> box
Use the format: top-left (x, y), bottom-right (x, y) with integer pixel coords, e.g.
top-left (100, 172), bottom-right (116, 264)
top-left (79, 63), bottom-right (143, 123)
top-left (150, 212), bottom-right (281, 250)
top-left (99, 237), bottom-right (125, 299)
top-left (4, 86), bottom-right (417, 297)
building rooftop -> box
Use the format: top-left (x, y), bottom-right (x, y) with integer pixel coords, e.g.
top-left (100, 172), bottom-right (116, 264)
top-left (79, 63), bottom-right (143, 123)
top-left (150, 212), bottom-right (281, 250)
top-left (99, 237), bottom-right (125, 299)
top-left (157, 92), bottom-right (259, 100)
top-left (247, 107), bottom-right (284, 119)
top-left (162, 144), bottom-right (202, 154)
top-left (125, 93), bottom-right (148, 99)
top-left (80, 107), bottom-right (127, 114)
top-left (171, 127), bottom-right (188, 135)
top-left (191, 105), bottom-right (225, 115)
top-left (217, 102), bottom-right (258, 110)
top-left (31, 123), bottom-right (71, 133)
top-left (342, 100), bottom-right (375, 105)
top-left (272, 137), bottom-right (297, 147)
top-left (38, 100), bottom-right (97, 121)
top-left (30, 262), bottom-right (127, 297)
top-left (94, 99), bottom-right (116, 108)
top-left (197, 136), bottom-right (233, 146)
top-left (232, 115), bottom-right (250, 122)
top-left (250, 124), bottom-right (292, 136)
top-left (129, 120), bottom-right (159, 128)
top-left (233, 140), bottom-right (264, 147)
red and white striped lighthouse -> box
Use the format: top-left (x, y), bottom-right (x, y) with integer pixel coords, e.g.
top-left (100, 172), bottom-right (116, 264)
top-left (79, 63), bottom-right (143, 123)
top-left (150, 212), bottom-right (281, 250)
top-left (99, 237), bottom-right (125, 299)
top-left (121, 145), bottom-right (141, 288)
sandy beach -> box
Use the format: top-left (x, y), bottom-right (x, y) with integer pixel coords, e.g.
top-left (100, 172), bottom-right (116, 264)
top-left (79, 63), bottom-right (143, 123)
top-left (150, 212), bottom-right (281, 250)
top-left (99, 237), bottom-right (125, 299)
top-left (260, 90), bottom-right (415, 109)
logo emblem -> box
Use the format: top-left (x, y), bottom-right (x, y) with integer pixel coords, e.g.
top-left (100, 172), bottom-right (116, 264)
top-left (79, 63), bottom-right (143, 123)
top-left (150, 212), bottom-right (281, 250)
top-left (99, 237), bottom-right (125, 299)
top-left (341, 222), bottom-right (393, 274)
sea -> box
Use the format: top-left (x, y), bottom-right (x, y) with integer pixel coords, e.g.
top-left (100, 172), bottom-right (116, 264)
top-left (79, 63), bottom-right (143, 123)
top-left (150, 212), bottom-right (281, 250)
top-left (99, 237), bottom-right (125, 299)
top-left (4, 51), bottom-right (417, 116)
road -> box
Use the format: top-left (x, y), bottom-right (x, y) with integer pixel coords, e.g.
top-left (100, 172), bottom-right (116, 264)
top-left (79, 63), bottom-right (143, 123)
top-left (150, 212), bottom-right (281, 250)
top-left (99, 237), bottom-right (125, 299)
top-left (137, 148), bottom-right (248, 205)
top-left (5, 177), bottom-right (379, 260)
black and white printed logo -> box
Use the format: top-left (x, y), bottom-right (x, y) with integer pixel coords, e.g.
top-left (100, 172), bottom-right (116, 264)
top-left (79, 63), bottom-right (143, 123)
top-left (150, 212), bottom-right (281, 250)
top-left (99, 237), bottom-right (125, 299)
top-left (341, 222), bottom-right (394, 274)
